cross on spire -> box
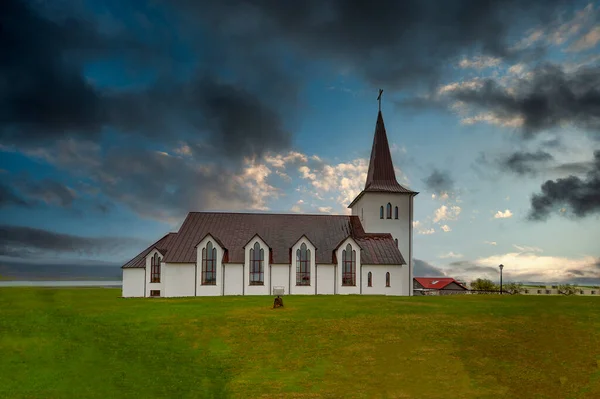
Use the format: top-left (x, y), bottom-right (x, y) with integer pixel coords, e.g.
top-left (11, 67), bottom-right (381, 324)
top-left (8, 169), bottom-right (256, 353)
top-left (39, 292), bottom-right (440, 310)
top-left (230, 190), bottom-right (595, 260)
top-left (377, 89), bottom-right (383, 111)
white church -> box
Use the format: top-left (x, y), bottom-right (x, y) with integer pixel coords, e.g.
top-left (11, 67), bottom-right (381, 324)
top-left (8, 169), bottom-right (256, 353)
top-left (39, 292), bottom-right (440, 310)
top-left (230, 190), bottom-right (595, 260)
top-left (121, 109), bottom-right (418, 297)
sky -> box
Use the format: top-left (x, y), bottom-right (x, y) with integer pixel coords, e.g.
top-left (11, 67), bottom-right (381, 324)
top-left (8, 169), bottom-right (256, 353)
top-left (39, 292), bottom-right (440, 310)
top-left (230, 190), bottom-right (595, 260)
top-left (1, 0), bottom-right (599, 285)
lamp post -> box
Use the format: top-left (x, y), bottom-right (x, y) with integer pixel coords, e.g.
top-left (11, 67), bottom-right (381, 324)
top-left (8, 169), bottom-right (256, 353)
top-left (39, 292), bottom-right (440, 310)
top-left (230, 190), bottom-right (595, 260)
top-left (499, 264), bottom-right (504, 295)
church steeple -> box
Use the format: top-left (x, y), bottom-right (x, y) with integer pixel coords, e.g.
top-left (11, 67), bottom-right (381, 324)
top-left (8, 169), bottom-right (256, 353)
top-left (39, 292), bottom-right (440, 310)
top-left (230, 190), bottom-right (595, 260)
top-left (347, 96), bottom-right (417, 209)
top-left (364, 111), bottom-right (404, 191)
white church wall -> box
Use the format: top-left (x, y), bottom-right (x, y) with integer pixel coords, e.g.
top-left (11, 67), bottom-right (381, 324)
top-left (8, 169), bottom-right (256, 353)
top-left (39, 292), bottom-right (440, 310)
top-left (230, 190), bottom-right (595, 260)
top-left (270, 264), bottom-right (290, 295)
top-left (145, 248), bottom-right (165, 297)
top-left (164, 263), bottom-right (195, 297)
top-left (244, 235), bottom-right (270, 295)
top-left (290, 237), bottom-right (316, 295)
top-left (317, 264), bottom-right (335, 295)
top-left (224, 263), bottom-right (243, 295)
top-left (122, 268), bottom-right (145, 297)
top-left (196, 235), bottom-right (225, 297)
top-left (335, 238), bottom-right (362, 295)
top-left (362, 265), bottom-right (407, 296)
top-left (352, 192), bottom-right (414, 296)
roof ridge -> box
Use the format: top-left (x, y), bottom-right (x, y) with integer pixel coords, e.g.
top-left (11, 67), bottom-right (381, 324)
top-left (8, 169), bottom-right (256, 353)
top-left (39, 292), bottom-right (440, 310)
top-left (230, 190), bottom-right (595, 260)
top-left (186, 211), bottom-right (358, 217)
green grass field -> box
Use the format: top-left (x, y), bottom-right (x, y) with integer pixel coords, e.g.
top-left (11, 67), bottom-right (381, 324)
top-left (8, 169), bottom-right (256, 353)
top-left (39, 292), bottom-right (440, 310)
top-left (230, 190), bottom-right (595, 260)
top-left (1, 289), bottom-right (599, 399)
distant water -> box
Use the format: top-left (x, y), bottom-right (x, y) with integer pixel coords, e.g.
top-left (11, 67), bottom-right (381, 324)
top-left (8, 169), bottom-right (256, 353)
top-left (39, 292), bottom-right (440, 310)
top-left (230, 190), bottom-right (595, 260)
top-left (0, 280), bottom-right (122, 287)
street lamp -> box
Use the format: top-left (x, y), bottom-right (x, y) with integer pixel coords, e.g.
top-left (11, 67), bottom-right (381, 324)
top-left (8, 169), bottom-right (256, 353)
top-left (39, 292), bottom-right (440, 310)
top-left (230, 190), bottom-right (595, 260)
top-left (499, 264), bottom-right (504, 295)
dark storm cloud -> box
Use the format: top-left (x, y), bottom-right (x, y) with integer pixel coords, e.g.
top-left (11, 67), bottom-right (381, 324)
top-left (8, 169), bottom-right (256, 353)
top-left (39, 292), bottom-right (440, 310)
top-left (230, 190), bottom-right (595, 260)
top-left (448, 64), bottom-right (600, 137)
top-left (0, 225), bottom-right (147, 258)
top-left (473, 149), bottom-right (594, 179)
top-left (14, 179), bottom-right (77, 208)
top-left (0, 0), bottom-right (292, 161)
top-left (174, 0), bottom-right (568, 90)
top-left (552, 161), bottom-right (596, 175)
top-left (0, 183), bottom-right (30, 208)
top-left (529, 150), bottom-right (600, 220)
top-left (413, 258), bottom-right (446, 277)
top-left (500, 150), bottom-right (554, 176)
top-left (422, 169), bottom-right (454, 195)
top-left (96, 146), bottom-right (252, 220)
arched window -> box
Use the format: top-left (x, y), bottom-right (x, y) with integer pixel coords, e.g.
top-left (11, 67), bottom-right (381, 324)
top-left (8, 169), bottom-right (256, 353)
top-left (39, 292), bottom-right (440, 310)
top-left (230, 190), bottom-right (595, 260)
top-left (342, 243), bottom-right (356, 286)
top-left (394, 206), bottom-right (399, 219)
top-left (296, 243), bottom-right (311, 286)
top-left (202, 241), bottom-right (217, 285)
top-left (395, 238), bottom-right (398, 247)
top-left (367, 272), bottom-right (372, 287)
top-left (249, 241), bottom-right (264, 285)
top-left (151, 253), bottom-right (161, 283)
top-left (386, 272), bottom-right (391, 287)
top-left (380, 206), bottom-right (384, 219)
top-left (386, 203), bottom-right (392, 219)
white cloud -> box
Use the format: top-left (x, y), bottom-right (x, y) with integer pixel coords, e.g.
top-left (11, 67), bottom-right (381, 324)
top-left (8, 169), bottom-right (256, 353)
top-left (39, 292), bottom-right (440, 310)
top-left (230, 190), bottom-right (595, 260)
top-left (494, 209), bottom-right (513, 219)
top-left (512, 244), bottom-right (543, 254)
top-left (298, 166), bottom-right (317, 180)
top-left (318, 206), bottom-right (332, 213)
top-left (484, 241), bottom-right (498, 246)
top-left (438, 79), bottom-right (484, 95)
top-left (440, 224), bottom-right (452, 232)
top-left (568, 25), bottom-right (600, 52)
top-left (264, 151), bottom-right (308, 169)
top-left (418, 228), bottom-right (435, 235)
top-left (476, 252), bottom-right (599, 282)
top-left (440, 251), bottom-right (463, 259)
top-left (173, 143), bottom-right (192, 156)
top-left (461, 112), bottom-right (524, 128)
top-left (458, 56), bottom-right (502, 70)
top-left (507, 63), bottom-right (527, 76)
top-left (297, 157), bottom-right (372, 211)
top-left (234, 158), bottom-right (280, 211)
top-left (433, 205), bottom-right (461, 223)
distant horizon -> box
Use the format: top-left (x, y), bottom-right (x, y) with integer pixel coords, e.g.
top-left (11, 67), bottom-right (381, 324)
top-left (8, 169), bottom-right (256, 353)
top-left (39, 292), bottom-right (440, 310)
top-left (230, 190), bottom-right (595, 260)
top-left (1, 260), bottom-right (597, 287)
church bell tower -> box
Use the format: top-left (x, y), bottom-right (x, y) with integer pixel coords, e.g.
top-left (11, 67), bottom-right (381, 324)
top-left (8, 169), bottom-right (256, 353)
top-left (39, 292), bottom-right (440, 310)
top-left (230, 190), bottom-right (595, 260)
top-left (348, 92), bottom-right (418, 294)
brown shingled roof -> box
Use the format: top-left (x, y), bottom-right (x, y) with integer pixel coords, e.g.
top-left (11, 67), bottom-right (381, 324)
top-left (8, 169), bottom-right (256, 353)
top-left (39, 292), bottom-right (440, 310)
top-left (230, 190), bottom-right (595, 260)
top-left (121, 233), bottom-right (176, 268)
top-left (348, 111), bottom-right (417, 208)
top-left (159, 212), bottom-right (405, 265)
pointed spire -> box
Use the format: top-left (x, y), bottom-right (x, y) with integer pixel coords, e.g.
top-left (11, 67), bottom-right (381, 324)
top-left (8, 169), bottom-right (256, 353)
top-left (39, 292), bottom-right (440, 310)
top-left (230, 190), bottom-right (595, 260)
top-left (348, 105), bottom-right (418, 209)
top-left (365, 111), bottom-right (399, 190)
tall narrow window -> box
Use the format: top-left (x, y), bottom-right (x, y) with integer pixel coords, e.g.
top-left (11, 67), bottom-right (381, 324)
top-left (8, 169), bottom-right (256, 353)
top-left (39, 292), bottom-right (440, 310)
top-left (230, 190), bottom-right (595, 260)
top-left (367, 272), bottom-right (372, 287)
top-left (386, 203), bottom-right (392, 219)
top-left (150, 253), bottom-right (161, 283)
top-left (342, 244), bottom-right (356, 286)
top-left (394, 206), bottom-right (399, 219)
top-left (296, 243), bottom-right (311, 286)
top-left (380, 206), bottom-right (384, 219)
top-left (202, 241), bottom-right (217, 285)
top-left (395, 238), bottom-right (398, 247)
top-left (249, 242), bottom-right (264, 285)
top-left (386, 272), bottom-right (391, 287)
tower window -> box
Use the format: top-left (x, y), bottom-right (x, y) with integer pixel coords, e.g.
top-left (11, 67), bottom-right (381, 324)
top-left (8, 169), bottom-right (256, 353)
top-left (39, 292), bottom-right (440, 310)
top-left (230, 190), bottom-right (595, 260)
top-left (380, 206), bottom-right (384, 219)
top-left (394, 206), bottom-right (398, 219)
top-left (395, 238), bottom-right (398, 247)
top-left (386, 272), bottom-right (391, 287)
top-left (386, 203), bottom-right (392, 219)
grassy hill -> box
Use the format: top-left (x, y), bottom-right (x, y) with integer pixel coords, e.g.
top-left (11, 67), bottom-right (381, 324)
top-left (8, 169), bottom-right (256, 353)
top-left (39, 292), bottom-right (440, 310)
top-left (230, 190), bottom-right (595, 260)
top-left (0, 289), bottom-right (599, 399)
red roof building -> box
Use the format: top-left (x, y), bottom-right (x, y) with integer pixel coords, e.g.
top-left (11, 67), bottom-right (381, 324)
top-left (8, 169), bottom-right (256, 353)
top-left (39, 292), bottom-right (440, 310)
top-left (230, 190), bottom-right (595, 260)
top-left (413, 277), bottom-right (468, 295)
